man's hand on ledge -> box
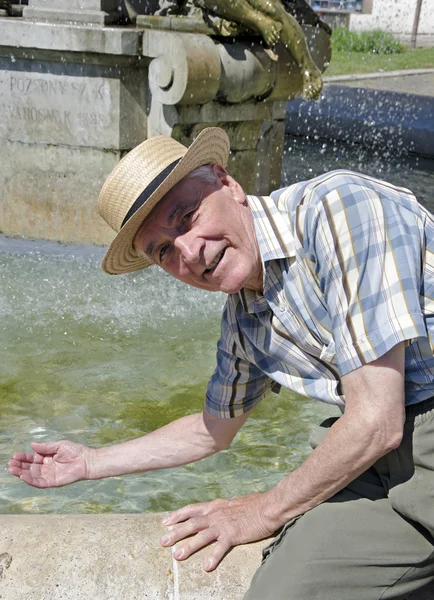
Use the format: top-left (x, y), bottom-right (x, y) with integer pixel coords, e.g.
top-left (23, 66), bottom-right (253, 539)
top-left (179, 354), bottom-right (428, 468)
top-left (8, 440), bottom-right (90, 487)
top-left (160, 491), bottom-right (278, 572)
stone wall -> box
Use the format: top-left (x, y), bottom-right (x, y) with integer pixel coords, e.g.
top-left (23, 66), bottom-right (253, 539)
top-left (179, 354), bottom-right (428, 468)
top-left (0, 19), bottom-right (147, 244)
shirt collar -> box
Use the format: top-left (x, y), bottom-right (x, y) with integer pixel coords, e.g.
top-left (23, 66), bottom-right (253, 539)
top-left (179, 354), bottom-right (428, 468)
top-left (237, 195), bottom-right (295, 314)
top-left (246, 195), bottom-right (295, 263)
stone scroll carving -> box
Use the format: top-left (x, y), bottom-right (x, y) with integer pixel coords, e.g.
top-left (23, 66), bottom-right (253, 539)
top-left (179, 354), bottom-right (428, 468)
top-left (143, 30), bottom-right (221, 106)
top-left (142, 25), bottom-right (331, 107)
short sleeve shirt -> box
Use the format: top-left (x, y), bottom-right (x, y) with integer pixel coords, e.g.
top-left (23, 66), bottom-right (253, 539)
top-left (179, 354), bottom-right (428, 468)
top-left (205, 170), bottom-right (434, 418)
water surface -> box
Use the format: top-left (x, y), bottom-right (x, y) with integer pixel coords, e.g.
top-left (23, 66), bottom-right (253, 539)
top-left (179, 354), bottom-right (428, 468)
top-left (0, 244), bottom-right (336, 514)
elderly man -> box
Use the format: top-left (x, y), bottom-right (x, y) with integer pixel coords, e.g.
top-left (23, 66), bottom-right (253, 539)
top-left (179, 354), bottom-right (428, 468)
top-left (9, 128), bottom-right (434, 598)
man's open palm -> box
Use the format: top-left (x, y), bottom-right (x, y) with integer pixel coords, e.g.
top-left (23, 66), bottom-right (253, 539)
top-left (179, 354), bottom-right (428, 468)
top-left (8, 441), bottom-right (90, 488)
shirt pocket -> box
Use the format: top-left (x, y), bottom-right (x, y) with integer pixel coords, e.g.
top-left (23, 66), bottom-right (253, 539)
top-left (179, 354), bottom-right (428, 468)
top-left (274, 304), bottom-right (324, 358)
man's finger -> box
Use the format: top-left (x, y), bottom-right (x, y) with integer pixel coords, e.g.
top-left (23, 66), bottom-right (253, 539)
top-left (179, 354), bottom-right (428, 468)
top-left (161, 516), bottom-right (209, 547)
top-left (163, 503), bottom-right (207, 525)
top-left (204, 540), bottom-right (231, 572)
top-left (7, 465), bottom-right (22, 477)
top-left (8, 462), bottom-right (43, 477)
top-left (31, 441), bottom-right (61, 455)
top-left (172, 528), bottom-right (218, 561)
top-left (8, 459), bottom-right (32, 471)
top-left (10, 452), bottom-right (44, 464)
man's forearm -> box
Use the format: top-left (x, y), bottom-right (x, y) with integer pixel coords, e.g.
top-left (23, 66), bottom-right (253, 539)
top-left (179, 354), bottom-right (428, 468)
top-left (263, 344), bottom-right (406, 529)
top-left (263, 410), bottom-right (402, 528)
top-left (87, 412), bottom-right (222, 480)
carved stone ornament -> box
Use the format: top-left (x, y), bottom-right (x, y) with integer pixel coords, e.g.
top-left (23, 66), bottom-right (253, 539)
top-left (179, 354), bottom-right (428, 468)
top-left (141, 23), bottom-right (331, 107)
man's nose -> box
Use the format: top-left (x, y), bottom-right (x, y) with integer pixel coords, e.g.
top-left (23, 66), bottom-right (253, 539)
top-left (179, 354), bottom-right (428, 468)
top-left (174, 233), bottom-right (202, 265)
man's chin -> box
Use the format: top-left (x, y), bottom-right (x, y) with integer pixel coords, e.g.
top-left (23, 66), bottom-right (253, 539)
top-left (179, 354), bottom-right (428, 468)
top-left (182, 271), bottom-right (250, 295)
top-left (218, 279), bottom-right (246, 295)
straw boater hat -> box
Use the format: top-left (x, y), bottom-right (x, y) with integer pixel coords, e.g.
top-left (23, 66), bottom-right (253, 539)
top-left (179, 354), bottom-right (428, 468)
top-left (98, 127), bottom-right (230, 275)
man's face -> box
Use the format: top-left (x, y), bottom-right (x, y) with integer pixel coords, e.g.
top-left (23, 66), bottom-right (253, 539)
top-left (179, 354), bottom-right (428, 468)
top-left (133, 165), bottom-right (263, 294)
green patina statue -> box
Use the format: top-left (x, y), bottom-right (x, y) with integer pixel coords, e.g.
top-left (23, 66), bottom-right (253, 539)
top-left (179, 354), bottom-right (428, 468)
top-left (157, 0), bottom-right (331, 100)
top-left (0, 0), bottom-right (11, 15)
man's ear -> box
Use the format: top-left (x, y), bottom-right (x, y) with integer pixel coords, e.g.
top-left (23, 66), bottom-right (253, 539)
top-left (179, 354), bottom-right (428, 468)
top-left (211, 164), bottom-right (246, 205)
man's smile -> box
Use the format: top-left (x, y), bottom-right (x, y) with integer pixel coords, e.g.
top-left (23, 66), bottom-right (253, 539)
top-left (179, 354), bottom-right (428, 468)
top-left (205, 249), bottom-right (225, 273)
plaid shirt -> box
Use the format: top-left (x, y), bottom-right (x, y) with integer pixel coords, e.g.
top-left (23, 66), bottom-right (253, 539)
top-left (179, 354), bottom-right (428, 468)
top-left (205, 170), bottom-right (434, 418)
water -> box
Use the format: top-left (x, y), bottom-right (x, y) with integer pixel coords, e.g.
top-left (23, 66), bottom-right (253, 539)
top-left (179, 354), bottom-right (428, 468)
top-left (1, 138), bottom-right (432, 515)
top-left (0, 241), bottom-right (336, 514)
top-left (283, 136), bottom-right (434, 209)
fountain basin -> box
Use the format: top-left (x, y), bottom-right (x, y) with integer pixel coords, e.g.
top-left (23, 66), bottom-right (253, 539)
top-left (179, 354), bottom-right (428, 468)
top-left (286, 70), bottom-right (434, 157)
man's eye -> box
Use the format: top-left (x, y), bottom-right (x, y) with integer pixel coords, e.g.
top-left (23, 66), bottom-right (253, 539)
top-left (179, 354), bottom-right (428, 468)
top-left (182, 211), bottom-right (194, 224)
top-left (159, 244), bottom-right (170, 262)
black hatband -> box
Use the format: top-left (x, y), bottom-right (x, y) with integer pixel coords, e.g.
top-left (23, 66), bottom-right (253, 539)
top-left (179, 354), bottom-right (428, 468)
top-left (121, 158), bottom-right (181, 228)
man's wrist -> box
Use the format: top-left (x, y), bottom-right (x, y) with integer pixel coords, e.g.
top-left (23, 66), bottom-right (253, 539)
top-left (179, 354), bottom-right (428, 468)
top-left (85, 447), bottom-right (101, 480)
top-left (261, 484), bottom-right (294, 531)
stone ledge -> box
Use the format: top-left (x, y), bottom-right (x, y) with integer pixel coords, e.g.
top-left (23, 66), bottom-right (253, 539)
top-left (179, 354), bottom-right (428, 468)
top-left (137, 14), bottom-right (214, 35)
top-left (324, 68), bottom-right (434, 84)
top-left (0, 18), bottom-right (142, 55)
top-left (0, 514), bottom-right (432, 598)
top-left (0, 514), bottom-right (263, 599)
top-left (23, 8), bottom-right (118, 25)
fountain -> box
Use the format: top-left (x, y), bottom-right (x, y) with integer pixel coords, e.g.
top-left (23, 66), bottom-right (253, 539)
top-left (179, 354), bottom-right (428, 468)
top-left (0, 0), bottom-right (330, 246)
top-left (0, 4), bottom-right (434, 599)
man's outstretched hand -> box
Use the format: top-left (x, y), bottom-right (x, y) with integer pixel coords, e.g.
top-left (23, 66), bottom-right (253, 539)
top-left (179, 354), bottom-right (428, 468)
top-left (160, 492), bottom-right (280, 572)
top-left (8, 441), bottom-right (91, 488)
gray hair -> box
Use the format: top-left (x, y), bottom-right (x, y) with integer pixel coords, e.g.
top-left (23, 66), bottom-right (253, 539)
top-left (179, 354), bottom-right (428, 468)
top-left (182, 164), bottom-right (219, 185)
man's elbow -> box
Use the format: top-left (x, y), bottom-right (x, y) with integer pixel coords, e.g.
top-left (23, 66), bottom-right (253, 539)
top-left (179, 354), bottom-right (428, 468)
top-left (365, 416), bottom-right (404, 455)
top-left (201, 409), bottom-right (249, 453)
top-left (198, 426), bottom-right (234, 454)
top-left (383, 428), bottom-right (404, 453)
top-left (212, 435), bottom-right (234, 453)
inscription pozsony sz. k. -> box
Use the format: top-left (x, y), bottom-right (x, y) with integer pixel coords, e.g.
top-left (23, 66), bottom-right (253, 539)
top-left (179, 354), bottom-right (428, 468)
top-left (9, 75), bottom-right (106, 99)
top-left (0, 71), bottom-right (114, 146)
top-left (10, 76), bottom-right (70, 96)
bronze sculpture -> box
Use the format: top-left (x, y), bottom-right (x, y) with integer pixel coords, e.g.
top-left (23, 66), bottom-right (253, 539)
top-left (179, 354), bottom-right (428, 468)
top-left (156, 0), bottom-right (330, 100)
top-left (0, 0), bottom-right (11, 15)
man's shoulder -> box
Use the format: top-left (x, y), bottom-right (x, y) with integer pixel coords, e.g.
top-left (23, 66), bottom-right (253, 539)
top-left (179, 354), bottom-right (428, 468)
top-left (275, 169), bottom-right (416, 201)
top-left (272, 170), bottom-right (368, 201)
top-left (271, 170), bottom-right (417, 218)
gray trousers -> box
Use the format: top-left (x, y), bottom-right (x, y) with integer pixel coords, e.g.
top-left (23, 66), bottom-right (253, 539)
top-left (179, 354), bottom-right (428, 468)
top-left (244, 398), bottom-right (434, 600)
